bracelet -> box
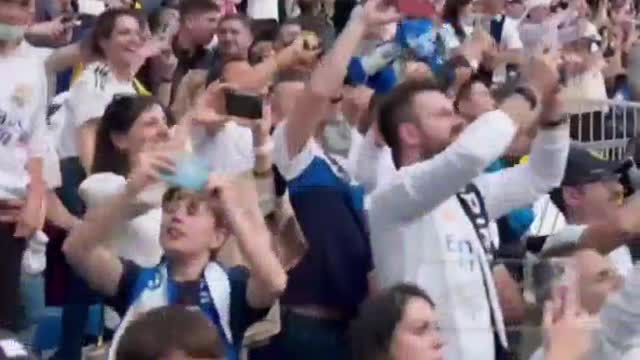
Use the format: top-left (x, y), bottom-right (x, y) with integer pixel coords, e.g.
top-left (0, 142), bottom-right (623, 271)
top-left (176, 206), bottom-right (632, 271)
top-left (513, 86), bottom-right (538, 111)
top-left (254, 140), bottom-right (274, 156)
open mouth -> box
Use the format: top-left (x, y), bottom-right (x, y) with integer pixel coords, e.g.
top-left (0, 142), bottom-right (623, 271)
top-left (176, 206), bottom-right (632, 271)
top-left (165, 225), bottom-right (185, 239)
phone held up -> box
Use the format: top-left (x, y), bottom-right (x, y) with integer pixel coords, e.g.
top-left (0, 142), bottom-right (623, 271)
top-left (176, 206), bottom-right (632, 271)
top-left (224, 91), bottom-right (264, 120)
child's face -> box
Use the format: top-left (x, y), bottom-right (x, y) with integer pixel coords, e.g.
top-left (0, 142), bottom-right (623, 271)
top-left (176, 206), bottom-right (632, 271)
top-left (160, 189), bottom-right (227, 259)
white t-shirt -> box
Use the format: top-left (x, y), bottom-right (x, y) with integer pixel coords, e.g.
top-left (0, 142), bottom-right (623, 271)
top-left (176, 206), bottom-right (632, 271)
top-left (58, 62), bottom-right (137, 159)
top-left (191, 121), bottom-right (254, 174)
top-left (79, 173), bottom-right (163, 267)
top-left (0, 42), bottom-right (58, 197)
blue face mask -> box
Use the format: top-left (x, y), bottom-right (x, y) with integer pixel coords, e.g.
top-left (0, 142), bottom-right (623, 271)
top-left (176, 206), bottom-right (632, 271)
top-left (0, 22), bottom-right (25, 42)
top-left (161, 154), bottom-right (210, 191)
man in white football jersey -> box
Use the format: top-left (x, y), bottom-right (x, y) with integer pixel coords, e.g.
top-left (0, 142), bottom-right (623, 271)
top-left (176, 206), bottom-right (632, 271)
top-left (369, 59), bottom-right (570, 359)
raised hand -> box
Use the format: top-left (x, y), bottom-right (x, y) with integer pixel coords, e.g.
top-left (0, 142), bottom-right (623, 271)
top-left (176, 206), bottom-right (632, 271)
top-left (357, 0), bottom-right (403, 30)
top-left (544, 260), bottom-right (599, 360)
top-left (125, 146), bottom-right (177, 196)
top-left (521, 53), bottom-right (562, 103)
top-left (206, 174), bottom-right (263, 231)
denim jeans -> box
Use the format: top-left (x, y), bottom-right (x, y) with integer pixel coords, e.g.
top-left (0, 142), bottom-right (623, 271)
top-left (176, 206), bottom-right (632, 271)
top-left (17, 273), bottom-right (46, 333)
top-left (52, 157), bottom-right (93, 360)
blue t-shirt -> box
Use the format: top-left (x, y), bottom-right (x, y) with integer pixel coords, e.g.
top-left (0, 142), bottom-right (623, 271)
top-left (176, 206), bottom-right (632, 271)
top-left (272, 124), bottom-right (373, 318)
top-left (106, 260), bottom-right (269, 350)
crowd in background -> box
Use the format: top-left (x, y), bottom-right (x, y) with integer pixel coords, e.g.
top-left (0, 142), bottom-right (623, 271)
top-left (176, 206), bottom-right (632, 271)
top-left (2, 0), bottom-right (640, 359)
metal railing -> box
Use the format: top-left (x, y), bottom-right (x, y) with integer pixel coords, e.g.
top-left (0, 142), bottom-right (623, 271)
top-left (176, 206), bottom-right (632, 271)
top-left (565, 98), bottom-right (640, 160)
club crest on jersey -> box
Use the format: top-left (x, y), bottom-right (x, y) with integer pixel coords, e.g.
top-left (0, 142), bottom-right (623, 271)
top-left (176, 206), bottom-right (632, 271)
top-left (12, 84), bottom-right (33, 108)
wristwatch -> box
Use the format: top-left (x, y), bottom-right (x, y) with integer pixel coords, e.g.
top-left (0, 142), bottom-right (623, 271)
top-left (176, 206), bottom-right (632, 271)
top-left (513, 86), bottom-right (538, 110)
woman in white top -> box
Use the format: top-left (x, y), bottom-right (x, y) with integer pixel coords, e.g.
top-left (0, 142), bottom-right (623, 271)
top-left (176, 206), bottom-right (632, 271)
top-left (80, 95), bottom-right (174, 266)
top-left (61, 8), bottom-right (144, 178)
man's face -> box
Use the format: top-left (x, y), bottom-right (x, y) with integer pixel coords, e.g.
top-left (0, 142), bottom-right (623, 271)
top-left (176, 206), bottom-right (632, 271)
top-left (0, 0), bottom-right (34, 28)
top-left (457, 81), bottom-right (496, 122)
top-left (218, 19), bottom-right (253, 60)
top-left (403, 91), bottom-right (466, 159)
top-left (186, 10), bottom-right (220, 46)
top-left (566, 180), bottom-right (624, 221)
top-left (574, 249), bottom-right (623, 314)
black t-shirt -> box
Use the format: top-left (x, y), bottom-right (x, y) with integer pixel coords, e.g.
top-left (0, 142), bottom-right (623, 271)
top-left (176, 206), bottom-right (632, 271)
top-left (106, 259), bottom-right (270, 348)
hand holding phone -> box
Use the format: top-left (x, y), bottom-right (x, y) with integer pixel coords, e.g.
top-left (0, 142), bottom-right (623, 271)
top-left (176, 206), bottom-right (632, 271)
top-left (224, 91), bottom-right (264, 120)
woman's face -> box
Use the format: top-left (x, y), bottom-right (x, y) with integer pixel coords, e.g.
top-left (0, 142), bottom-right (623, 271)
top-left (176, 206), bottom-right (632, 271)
top-left (115, 104), bottom-right (170, 157)
top-left (389, 298), bottom-right (444, 360)
top-left (101, 14), bottom-right (143, 66)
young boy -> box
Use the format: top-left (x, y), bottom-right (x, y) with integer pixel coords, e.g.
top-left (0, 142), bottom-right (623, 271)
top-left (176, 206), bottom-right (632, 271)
top-left (63, 147), bottom-right (287, 359)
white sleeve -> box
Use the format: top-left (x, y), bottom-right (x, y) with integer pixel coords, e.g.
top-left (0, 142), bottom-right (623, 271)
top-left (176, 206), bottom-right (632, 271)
top-left (368, 110), bottom-right (517, 223)
top-left (67, 75), bottom-right (111, 127)
top-left (79, 173), bottom-right (127, 208)
top-left (502, 20), bottom-right (523, 49)
top-left (475, 124), bottom-right (570, 221)
top-left (272, 122), bottom-right (318, 180)
top-left (600, 264), bottom-right (640, 352)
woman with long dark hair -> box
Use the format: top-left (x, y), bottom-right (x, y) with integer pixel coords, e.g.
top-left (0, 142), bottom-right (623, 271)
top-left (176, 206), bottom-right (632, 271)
top-left (81, 95), bottom-right (175, 267)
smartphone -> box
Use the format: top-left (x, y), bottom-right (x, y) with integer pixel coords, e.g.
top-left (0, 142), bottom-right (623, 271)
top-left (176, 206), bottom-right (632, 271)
top-left (225, 91), bottom-right (263, 120)
top-left (395, 0), bottom-right (437, 18)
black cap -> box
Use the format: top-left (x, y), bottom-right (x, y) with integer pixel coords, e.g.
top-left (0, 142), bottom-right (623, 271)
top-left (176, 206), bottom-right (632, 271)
top-left (560, 144), bottom-right (624, 187)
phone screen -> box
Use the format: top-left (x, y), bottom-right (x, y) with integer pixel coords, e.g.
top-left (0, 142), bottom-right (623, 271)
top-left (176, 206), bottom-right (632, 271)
top-left (225, 91), bottom-right (263, 120)
top-left (395, 0), bottom-right (437, 18)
